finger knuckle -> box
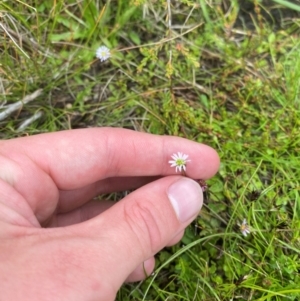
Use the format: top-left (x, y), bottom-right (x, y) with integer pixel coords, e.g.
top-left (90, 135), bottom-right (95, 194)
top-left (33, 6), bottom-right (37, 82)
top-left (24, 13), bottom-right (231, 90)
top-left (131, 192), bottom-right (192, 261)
top-left (123, 199), bottom-right (163, 255)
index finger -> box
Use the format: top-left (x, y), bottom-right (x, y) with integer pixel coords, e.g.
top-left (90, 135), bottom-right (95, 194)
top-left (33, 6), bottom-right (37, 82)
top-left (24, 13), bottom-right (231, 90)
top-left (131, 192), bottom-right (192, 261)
top-left (2, 127), bottom-right (220, 190)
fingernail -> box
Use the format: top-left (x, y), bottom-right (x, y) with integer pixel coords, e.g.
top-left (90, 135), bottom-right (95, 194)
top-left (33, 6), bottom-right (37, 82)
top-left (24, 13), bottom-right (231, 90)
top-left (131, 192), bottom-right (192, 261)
top-left (167, 178), bottom-right (203, 223)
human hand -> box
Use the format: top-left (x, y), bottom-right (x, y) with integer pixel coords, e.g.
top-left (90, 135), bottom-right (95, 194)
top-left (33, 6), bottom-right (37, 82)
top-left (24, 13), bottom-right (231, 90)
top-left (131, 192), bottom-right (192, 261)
top-left (0, 128), bottom-right (219, 300)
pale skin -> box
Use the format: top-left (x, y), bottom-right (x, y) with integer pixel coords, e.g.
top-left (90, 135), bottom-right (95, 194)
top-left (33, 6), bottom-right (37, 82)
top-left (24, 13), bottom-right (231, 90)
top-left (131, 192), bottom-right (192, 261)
top-left (0, 128), bottom-right (220, 301)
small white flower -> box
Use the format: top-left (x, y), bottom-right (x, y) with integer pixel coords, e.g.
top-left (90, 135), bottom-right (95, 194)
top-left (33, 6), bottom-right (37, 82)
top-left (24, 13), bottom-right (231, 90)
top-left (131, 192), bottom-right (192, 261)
top-left (238, 219), bottom-right (251, 237)
top-left (96, 46), bottom-right (111, 62)
top-left (169, 152), bottom-right (191, 173)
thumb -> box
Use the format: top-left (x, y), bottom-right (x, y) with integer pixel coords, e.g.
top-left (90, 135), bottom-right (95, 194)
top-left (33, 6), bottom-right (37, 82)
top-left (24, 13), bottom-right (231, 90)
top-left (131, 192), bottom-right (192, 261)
top-left (86, 176), bottom-right (203, 289)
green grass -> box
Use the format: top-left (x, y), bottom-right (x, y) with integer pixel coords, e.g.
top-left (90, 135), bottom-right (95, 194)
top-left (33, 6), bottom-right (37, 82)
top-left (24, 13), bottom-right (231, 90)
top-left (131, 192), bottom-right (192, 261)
top-left (1, 0), bottom-right (300, 300)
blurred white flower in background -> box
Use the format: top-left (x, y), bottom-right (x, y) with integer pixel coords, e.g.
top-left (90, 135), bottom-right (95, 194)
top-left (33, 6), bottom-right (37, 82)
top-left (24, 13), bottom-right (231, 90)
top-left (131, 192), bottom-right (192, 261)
top-left (96, 46), bottom-right (111, 62)
top-left (238, 219), bottom-right (251, 237)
